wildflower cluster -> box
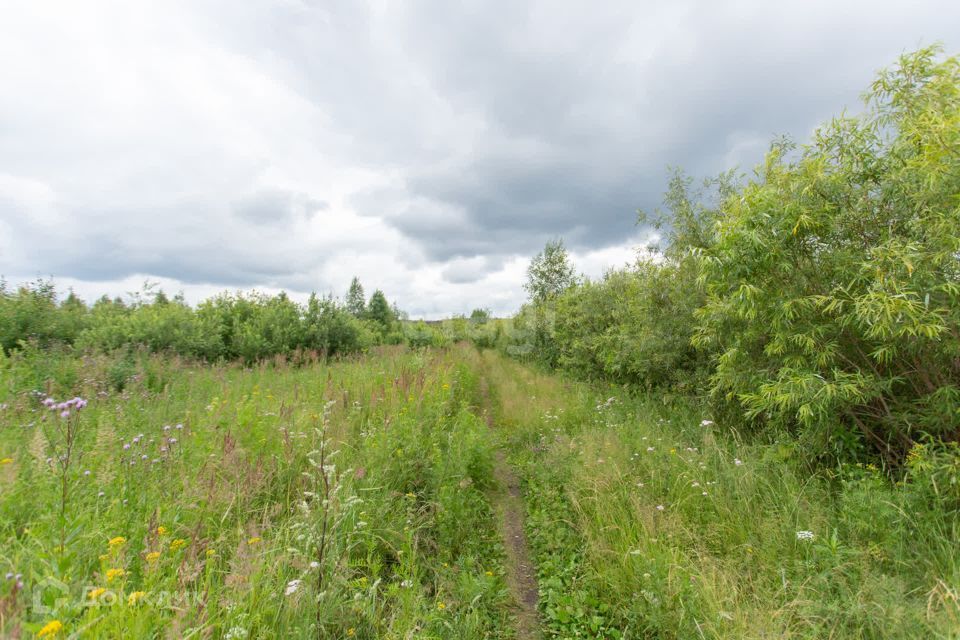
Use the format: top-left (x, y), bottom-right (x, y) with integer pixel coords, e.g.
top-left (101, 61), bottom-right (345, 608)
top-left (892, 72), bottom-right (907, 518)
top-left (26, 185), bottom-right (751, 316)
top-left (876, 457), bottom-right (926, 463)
top-left (41, 395), bottom-right (88, 419)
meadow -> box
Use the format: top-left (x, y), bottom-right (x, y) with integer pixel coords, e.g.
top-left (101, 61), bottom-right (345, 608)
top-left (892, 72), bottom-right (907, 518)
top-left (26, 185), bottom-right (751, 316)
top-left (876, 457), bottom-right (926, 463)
top-left (2, 47), bottom-right (959, 639)
top-left (1, 344), bottom-right (957, 638)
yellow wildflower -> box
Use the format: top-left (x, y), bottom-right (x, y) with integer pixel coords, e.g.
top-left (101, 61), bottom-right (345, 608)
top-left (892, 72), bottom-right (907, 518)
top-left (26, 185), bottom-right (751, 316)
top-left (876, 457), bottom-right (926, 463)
top-left (108, 536), bottom-right (126, 548)
top-left (127, 590), bottom-right (146, 606)
top-left (247, 536), bottom-right (262, 545)
top-left (105, 568), bottom-right (126, 582)
top-left (156, 526), bottom-right (168, 536)
top-left (206, 549), bottom-right (216, 557)
top-left (347, 629), bottom-right (356, 637)
top-left (88, 587), bottom-right (107, 600)
top-left (37, 620), bottom-right (63, 637)
top-left (0, 457), bottom-right (13, 465)
top-left (169, 538), bottom-right (188, 552)
top-left (485, 571), bottom-right (494, 577)
top-left (442, 383), bottom-right (450, 390)
top-left (437, 601), bottom-right (446, 610)
top-left (145, 551), bottom-right (161, 564)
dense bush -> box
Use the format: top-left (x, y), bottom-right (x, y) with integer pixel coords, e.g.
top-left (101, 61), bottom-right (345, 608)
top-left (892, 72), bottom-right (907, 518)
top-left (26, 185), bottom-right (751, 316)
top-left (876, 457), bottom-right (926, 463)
top-left (695, 47), bottom-right (960, 460)
top-left (512, 47), bottom-right (960, 462)
top-left (553, 260), bottom-right (706, 390)
top-left (0, 282), bottom-right (390, 363)
top-left (0, 280), bottom-right (90, 352)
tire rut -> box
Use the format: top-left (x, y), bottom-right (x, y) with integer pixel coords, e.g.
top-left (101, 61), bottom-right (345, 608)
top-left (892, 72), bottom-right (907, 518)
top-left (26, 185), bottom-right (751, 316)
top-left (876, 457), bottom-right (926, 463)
top-left (479, 376), bottom-right (542, 640)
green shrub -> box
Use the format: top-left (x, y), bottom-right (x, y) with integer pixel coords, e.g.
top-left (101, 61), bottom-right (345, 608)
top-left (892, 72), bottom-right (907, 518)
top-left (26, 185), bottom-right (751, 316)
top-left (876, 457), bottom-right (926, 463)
top-left (553, 260), bottom-right (706, 390)
top-left (694, 47), bottom-right (960, 461)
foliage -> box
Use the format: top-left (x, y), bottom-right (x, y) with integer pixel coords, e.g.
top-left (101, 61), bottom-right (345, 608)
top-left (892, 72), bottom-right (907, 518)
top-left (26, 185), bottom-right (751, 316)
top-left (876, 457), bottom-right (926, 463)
top-left (553, 260), bottom-right (706, 391)
top-left (365, 289), bottom-right (396, 335)
top-left (478, 348), bottom-right (960, 639)
top-left (0, 347), bottom-right (511, 638)
top-left (694, 47), bottom-right (960, 460)
top-left (0, 280), bottom-right (88, 353)
top-left (507, 47), bottom-right (960, 464)
top-left (524, 240), bottom-right (576, 305)
top-left (469, 308), bottom-right (490, 324)
top-left (345, 277), bottom-right (366, 317)
top-left (0, 281), bottom-right (384, 364)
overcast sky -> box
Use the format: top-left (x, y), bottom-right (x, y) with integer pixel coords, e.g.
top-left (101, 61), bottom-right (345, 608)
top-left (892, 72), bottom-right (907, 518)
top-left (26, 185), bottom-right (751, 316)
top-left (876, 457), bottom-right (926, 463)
top-left (1, 1), bottom-right (957, 318)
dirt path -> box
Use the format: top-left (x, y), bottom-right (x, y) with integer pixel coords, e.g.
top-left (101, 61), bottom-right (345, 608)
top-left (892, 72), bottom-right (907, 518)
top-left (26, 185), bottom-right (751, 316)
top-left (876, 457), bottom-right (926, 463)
top-left (479, 377), bottom-right (542, 640)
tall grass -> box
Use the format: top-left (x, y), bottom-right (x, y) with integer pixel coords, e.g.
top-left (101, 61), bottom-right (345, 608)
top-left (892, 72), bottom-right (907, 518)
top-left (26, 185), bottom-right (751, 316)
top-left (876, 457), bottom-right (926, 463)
top-left (2, 345), bottom-right (957, 638)
top-left (0, 347), bottom-right (510, 638)
top-left (480, 350), bottom-right (960, 639)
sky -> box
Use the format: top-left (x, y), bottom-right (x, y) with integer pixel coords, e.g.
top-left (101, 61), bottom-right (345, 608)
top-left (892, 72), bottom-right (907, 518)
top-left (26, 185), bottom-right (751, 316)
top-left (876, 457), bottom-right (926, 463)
top-left (1, 1), bottom-right (958, 318)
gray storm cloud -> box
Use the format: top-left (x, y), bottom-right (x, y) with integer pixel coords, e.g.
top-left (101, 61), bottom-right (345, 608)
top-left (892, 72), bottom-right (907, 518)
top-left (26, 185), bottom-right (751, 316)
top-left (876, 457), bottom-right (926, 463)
top-left (0, 0), bottom-right (957, 316)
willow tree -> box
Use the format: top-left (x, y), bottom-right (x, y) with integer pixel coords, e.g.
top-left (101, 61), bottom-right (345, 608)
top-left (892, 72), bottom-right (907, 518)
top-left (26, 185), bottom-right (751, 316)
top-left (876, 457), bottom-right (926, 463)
top-left (694, 47), bottom-right (960, 461)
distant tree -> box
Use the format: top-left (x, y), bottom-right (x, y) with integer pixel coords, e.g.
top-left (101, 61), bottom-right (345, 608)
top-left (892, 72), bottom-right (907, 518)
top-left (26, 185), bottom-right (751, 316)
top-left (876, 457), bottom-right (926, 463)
top-left (366, 289), bottom-right (394, 330)
top-left (346, 277), bottom-right (366, 317)
top-left (391, 302), bottom-right (408, 322)
top-left (154, 289), bottom-right (170, 306)
top-left (524, 240), bottom-right (576, 304)
top-left (469, 308), bottom-right (491, 324)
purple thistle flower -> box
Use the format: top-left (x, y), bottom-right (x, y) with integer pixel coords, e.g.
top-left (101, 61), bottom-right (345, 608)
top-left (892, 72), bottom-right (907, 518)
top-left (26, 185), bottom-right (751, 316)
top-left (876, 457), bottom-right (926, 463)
top-left (60, 410), bottom-right (70, 419)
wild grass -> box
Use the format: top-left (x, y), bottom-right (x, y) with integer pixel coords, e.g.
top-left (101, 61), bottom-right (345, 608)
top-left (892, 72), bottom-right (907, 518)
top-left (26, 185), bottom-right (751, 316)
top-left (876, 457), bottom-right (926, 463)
top-left (0, 346), bottom-right (510, 638)
top-left (479, 350), bottom-right (960, 639)
top-left (2, 345), bottom-right (957, 638)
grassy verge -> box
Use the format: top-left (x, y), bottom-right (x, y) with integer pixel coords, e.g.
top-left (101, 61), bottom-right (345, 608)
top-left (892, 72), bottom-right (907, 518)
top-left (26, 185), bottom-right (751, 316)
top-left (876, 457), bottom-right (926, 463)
top-left (480, 349), bottom-right (960, 639)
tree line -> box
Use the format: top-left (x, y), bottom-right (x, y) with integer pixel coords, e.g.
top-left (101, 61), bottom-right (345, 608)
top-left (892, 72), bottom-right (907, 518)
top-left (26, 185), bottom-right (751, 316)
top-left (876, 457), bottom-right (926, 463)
top-left (0, 277), bottom-right (403, 364)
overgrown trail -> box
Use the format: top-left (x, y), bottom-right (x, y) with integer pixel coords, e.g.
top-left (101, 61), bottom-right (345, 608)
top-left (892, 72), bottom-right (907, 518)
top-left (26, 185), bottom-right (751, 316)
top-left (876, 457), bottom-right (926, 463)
top-left (478, 375), bottom-right (542, 640)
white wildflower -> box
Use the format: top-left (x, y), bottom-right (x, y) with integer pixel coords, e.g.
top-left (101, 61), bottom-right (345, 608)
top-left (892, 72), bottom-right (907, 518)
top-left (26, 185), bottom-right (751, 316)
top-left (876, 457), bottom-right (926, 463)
top-left (284, 579), bottom-right (302, 596)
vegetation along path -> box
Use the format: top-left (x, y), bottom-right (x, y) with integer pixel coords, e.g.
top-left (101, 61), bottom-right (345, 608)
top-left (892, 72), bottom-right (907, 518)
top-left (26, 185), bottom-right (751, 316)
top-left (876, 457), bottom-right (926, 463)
top-left (2, 344), bottom-right (958, 638)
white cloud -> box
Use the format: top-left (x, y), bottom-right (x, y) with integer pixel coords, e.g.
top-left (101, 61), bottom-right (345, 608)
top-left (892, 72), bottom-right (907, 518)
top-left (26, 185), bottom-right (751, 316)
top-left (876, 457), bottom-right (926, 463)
top-left (0, 0), bottom-right (956, 317)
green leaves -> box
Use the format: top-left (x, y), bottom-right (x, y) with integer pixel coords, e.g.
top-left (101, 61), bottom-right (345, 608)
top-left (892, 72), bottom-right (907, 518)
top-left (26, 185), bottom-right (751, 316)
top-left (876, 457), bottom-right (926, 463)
top-left (696, 47), bottom-right (960, 459)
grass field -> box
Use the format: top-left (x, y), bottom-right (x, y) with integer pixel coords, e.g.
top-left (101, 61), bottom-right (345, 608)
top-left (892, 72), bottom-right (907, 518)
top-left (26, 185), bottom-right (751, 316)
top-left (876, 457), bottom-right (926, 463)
top-left (1, 345), bottom-right (958, 638)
